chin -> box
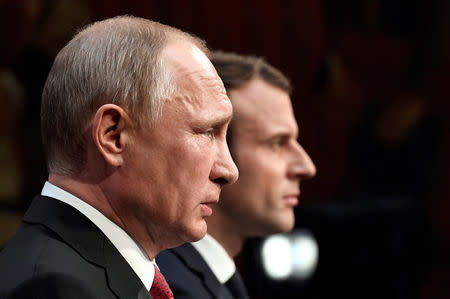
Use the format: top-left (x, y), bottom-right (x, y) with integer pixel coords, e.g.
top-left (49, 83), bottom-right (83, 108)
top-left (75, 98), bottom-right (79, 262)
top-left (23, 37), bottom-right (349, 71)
top-left (185, 222), bottom-right (208, 242)
top-left (274, 215), bottom-right (295, 233)
top-left (254, 219), bottom-right (295, 236)
top-left (279, 222), bottom-right (295, 233)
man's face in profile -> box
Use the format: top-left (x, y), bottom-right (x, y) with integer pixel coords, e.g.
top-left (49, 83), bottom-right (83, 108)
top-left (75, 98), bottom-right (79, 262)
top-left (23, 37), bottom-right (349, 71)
top-left (121, 42), bottom-right (238, 248)
top-left (219, 77), bottom-right (316, 236)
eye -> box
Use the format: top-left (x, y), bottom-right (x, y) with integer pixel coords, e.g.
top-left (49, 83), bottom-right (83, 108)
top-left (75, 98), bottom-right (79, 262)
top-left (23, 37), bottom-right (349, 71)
top-left (203, 129), bottom-right (216, 141)
top-left (269, 136), bottom-right (289, 148)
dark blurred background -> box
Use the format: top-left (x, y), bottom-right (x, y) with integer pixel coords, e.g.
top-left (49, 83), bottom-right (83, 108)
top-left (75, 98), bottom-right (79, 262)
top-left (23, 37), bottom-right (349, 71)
top-left (1, 0), bottom-right (450, 298)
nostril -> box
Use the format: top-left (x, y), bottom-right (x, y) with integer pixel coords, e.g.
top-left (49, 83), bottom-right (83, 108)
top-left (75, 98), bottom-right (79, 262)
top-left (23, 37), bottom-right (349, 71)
top-left (213, 177), bottom-right (228, 187)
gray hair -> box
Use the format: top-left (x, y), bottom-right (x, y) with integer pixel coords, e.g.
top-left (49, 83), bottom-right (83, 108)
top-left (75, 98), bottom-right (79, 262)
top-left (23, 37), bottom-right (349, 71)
top-left (41, 15), bottom-right (207, 175)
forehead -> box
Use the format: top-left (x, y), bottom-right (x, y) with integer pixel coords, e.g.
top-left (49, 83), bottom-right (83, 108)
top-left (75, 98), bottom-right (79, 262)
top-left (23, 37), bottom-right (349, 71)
top-left (162, 41), bottom-right (231, 122)
top-left (229, 77), bottom-right (298, 138)
top-left (163, 41), bottom-right (224, 93)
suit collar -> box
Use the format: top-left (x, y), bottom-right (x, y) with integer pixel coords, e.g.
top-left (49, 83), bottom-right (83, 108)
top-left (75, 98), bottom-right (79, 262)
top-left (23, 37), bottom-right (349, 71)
top-left (41, 181), bottom-right (155, 291)
top-left (104, 240), bottom-right (152, 299)
top-left (170, 243), bottom-right (233, 298)
top-left (191, 234), bottom-right (236, 283)
top-left (23, 195), bottom-right (151, 299)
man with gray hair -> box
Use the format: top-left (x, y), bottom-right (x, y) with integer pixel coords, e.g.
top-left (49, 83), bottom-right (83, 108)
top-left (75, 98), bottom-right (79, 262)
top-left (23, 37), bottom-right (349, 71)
top-left (0, 16), bottom-right (238, 298)
top-left (158, 51), bottom-right (316, 299)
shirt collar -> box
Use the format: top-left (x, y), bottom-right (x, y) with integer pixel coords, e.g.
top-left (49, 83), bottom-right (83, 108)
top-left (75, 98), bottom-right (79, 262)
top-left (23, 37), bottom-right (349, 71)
top-left (191, 234), bottom-right (236, 283)
top-left (41, 181), bottom-right (155, 291)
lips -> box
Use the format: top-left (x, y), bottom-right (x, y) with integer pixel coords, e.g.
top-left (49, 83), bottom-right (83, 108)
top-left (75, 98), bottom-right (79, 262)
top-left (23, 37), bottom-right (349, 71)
top-left (200, 202), bottom-right (215, 216)
top-left (200, 197), bottom-right (219, 216)
top-left (283, 193), bottom-right (299, 207)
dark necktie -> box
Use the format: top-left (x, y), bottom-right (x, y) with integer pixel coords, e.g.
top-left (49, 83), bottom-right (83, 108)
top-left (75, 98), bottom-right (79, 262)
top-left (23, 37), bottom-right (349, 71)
top-left (225, 271), bottom-right (249, 299)
top-left (150, 266), bottom-right (174, 299)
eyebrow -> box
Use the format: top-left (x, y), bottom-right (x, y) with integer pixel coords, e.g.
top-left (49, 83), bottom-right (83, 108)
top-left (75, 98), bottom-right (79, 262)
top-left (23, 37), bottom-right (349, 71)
top-left (267, 127), bottom-right (299, 141)
top-left (191, 107), bottom-right (233, 132)
top-left (212, 110), bottom-right (233, 128)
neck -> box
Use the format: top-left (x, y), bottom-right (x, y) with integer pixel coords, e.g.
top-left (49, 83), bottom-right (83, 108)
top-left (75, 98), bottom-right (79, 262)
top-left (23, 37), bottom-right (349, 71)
top-left (206, 211), bottom-right (246, 258)
top-left (49, 172), bottom-right (121, 222)
top-left (48, 172), bottom-right (162, 260)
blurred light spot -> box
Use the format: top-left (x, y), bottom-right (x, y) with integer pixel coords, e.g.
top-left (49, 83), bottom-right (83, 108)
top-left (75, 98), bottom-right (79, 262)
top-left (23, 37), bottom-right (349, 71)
top-left (261, 230), bottom-right (319, 281)
top-left (261, 235), bottom-right (292, 280)
top-left (291, 232), bottom-right (318, 279)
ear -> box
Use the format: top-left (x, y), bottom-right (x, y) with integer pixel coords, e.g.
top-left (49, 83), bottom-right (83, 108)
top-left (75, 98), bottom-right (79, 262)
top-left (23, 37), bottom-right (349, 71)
top-left (92, 104), bottom-right (131, 167)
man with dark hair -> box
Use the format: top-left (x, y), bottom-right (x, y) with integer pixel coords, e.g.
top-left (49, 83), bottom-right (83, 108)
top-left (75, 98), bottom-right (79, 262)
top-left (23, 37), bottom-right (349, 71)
top-left (0, 17), bottom-right (238, 298)
top-left (158, 51), bottom-right (316, 299)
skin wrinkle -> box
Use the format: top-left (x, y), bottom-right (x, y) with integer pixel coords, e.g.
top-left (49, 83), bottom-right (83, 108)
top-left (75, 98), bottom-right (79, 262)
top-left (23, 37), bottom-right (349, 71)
top-left (99, 40), bottom-right (238, 257)
top-left (43, 16), bottom-right (237, 261)
top-left (50, 22), bottom-right (170, 171)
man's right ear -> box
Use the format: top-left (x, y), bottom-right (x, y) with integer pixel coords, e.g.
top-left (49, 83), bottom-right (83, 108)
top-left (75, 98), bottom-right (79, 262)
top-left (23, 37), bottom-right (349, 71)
top-left (92, 104), bottom-right (131, 167)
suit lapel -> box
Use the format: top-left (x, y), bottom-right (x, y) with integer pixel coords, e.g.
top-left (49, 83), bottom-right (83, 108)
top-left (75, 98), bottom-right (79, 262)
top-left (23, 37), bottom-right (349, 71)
top-left (23, 195), bottom-right (151, 299)
top-left (104, 240), bottom-right (151, 299)
top-left (170, 243), bottom-right (234, 299)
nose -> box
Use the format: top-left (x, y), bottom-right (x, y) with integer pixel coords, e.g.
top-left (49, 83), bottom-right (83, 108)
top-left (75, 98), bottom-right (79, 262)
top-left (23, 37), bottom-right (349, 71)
top-left (210, 140), bottom-right (239, 187)
top-left (288, 141), bottom-right (316, 180)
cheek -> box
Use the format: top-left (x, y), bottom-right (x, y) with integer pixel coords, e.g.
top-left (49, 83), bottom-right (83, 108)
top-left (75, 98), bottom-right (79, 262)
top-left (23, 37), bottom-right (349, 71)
top-left (183, 146), bottom-right (214, 179)
top-left (222, 163), bottom-right (268, 213)
top-left (169, 143), bottom-right (216, 201)
top-left (238, 153), bottom-right (285, 192)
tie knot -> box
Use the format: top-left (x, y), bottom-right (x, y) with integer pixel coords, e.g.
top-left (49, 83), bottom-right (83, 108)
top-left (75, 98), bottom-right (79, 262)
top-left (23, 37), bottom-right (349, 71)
top-left (150, 266), bottom-right (174, 299)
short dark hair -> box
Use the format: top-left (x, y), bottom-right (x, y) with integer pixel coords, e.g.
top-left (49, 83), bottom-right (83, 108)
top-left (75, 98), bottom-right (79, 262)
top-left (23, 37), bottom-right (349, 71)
top-left (210, 51), bottom-right (292, 154)
top-left (211, 51), bottom-right (292, 95)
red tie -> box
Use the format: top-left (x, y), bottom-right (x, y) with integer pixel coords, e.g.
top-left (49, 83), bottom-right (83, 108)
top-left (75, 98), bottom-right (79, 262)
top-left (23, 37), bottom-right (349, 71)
top-left (150, 266), bottom-right (174, 299)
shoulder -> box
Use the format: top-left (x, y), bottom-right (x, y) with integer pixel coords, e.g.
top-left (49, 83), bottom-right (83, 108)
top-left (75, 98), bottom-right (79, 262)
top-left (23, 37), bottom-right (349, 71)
top-left (157, 246), bottom-right (200, 284)
top-left (1, 221), bottom-right (99, 272)
top-left (158, 243), bottom-right (200, 268)
top-left (0, 222), bottom-right (109, 297)
top-left (157, 246), bottom-right (215, 299)
top-left (158, 243), bottom-right (210, 280)
top-left (4, 273), bottom-right (100, 299)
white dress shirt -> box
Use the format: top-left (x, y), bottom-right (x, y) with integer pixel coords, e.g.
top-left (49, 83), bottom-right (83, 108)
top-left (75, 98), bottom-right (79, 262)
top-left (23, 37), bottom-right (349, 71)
top-left (191, 233), bottom-right (236, 283)
top-left (41, 181), bottom-right (155, 291)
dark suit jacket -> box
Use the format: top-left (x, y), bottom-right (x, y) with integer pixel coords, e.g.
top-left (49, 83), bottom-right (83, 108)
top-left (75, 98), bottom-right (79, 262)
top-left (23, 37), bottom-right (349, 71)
top-left (157, 243), bottom-right (235, 299)
top-left (0, 195), bottom-right (151, 299)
